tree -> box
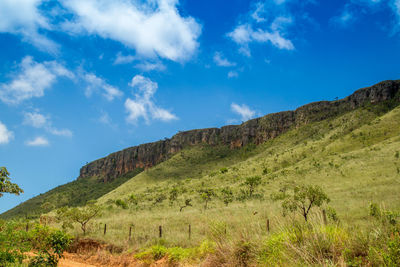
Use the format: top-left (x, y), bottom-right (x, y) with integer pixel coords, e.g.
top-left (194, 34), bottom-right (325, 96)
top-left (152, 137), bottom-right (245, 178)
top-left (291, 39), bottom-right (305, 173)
top-left (243, 176), bottom-right (262, 198)
top-left (220, 187), bottom-right (233, 206)
top-left (0, 167), bottom-right (23, 197)
top-left (56, 201), bottom-right (101, 235)
top-left (169, 187), bottom-right (179, 205)
top-left (199, 188), bottom-right (216, 210)
top-left (179, 198), bottom-right (192, 212)
top-left (271, 183), bottom-right (330, 222)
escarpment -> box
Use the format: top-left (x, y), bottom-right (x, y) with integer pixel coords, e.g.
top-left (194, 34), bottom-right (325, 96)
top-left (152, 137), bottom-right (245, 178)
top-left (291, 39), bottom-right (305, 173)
top-left (79, 80), bottom-right (400, 182)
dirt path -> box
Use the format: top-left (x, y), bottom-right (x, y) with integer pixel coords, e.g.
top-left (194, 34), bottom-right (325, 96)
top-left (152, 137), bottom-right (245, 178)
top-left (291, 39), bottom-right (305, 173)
top-left (59, 256), bottom-right (97, 267)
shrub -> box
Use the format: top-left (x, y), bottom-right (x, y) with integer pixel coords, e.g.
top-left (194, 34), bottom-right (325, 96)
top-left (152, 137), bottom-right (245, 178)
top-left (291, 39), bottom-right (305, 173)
top-left (115, 199), bottom-right (128, 209)
top-left (0, 221), bottom-right (30, 266)
top-left (220, 168), bottom-right (228, 174)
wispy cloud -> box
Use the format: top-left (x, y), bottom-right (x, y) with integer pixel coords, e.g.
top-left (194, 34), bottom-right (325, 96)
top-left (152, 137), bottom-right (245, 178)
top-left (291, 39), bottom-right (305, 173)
top-left (114, 52), bottom-right (136, 65)
top-left (0, 121), bottom-right (13, 144)
top-left (231, 103), bottom-right (256, 122)
top-left (227, 0), bottom-right (299, 56)
top-left (333, 0), bottom-right (400, 31)
top-left (82, 73), bottom-right (123, 101)
top-left (0, 0), bottom-right (58, 53)
top-left (0, 56), bottom-right (74, 105)
top-left (26, 136), bottom-right (49, 146)
top-left (23, 111), bottom-right (73, 137)
top-left (227, 71), bottom-right (239, 78)
top-left (125, 75), bottom-right (177, 124)
top-left (213, 52), bottom-right (236, 67)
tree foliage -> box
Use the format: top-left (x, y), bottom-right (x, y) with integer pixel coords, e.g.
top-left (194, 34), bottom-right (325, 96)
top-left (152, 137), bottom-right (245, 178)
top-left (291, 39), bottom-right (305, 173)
top-left (243, 176), bottom-right (262, 198)
top-left (220, 187), bottom-right (234, 206)
top-left (272, 183), bottom-right (330, 221)
top-left (56, 201), bottom-right (101, 235)
top-left (0, 167), bottom-right (23, 197)
top-left (199, 188), bottom-right (216, 210)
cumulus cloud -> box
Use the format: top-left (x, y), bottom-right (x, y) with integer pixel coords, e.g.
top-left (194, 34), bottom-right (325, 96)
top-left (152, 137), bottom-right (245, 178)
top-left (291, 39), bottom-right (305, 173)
top-left (23, 111), bottom-right (73, 137)
top-left (26, 136), bottom-right (49, 146)
top-left (61, 0), bottom-right (201, 62)
top-left (213, 52), bottom-right (236, 67)
top-left (125, 75), bottom-right (177, 124)
top-left (83, 73), bottom-right (123, 101)
top-left (0, 0), bottom-right (58, 53)
top-left (0, 121), bottom-right (13, 144)
top-left (0, 56), bottom-right (74, 105)
top-left (231, 103), bottom-right (256, 122)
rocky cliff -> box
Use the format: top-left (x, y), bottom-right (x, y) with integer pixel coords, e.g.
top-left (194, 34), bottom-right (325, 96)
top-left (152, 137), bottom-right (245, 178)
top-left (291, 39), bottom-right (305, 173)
top-left (79, 80), bottom-right (400, 182)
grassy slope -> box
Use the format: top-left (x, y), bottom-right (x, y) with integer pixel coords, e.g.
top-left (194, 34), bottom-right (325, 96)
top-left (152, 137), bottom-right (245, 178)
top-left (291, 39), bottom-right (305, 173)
top-left (72, 104), bottom-right (400, 248)
top-left (0, 169), bottom-right (143, 219)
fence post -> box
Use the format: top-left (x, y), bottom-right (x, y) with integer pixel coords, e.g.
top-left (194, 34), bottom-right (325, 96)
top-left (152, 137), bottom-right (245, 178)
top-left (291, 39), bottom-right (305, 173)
top-left (26, 223), bottom-right (29, 232)
top-left (322, 209), bottom-right (327, 225)
top-left (129, 226), bottom-right (132, 241)
top-left (104, 224), bottom-right (107, 235)
top-left (189, 224), bottom-right (191, 240)
top-left (159, 225), bottom-right (162, 238)
top-left (267, 219), bottom-right (270, 233)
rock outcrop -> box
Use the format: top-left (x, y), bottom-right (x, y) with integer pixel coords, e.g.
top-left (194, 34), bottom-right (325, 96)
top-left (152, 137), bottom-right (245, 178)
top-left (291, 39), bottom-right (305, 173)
top-left (79, 80), bottom-right (400, 182)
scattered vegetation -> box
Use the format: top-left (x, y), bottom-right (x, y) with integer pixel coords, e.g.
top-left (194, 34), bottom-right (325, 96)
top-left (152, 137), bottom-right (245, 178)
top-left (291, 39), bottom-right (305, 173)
top-left (2, 99), bottom-right (400, 265)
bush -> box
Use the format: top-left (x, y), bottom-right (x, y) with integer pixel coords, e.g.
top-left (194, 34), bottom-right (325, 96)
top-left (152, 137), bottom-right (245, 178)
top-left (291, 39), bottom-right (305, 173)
top-left (0, 221), bottom-right (30, 266)
top-left (115, 199), bottom-right (128, 209)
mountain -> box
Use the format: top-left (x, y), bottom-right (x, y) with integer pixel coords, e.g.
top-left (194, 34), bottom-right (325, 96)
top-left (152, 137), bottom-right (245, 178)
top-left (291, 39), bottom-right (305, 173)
top-left (2, 80), bottom-right (399, 220)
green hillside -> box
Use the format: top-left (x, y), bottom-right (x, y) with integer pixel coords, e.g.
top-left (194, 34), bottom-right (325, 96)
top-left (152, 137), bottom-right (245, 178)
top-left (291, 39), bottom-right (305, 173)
top-left (0, 168), bottom-right (143, 219)
top-left (3, 93), bottom-right (400, 266)
top-left (76, 102), bottom-right (400, 248)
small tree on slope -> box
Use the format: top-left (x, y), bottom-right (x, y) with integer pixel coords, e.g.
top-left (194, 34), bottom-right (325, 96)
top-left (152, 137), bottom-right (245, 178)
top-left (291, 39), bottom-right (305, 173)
top-left (272, 183), bottom-right (330, 222)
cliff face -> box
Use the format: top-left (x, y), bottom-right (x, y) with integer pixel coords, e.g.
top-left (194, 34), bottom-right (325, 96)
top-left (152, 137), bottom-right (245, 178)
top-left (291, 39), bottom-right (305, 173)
top-left (79, 80), bottom-right (400, 182)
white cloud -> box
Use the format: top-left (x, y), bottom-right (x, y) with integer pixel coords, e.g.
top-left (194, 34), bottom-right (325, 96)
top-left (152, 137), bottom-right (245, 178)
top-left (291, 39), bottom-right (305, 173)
top-left (48, 128), bottom-right (73, 137)
top-left (26, 136), bottom-right (49, 146)
top-left (227, 71), bottom-right (239, 78)
top-left (23, 111), bottom-right (73, 137)
top-left (231, 103), bottom-right (256, 121)
top-left (228, 22), bottom-right (294, 53)
top-left (213, 52), bottom-right (236, 67)
top-left (135, 61), bottom-right (166, 72)
top-left (125, 75), bottom-right (177, 124)
top-left (61, 0), bottom-right (201, 62)
top-left (23, 111), bottom-right (47, 128)
top-left (0, 56), bottom-right (74, 105)
top-left (227, 1), bottom-right (296, 55)
top-left (114, 52), bottom-right (136, 65)
top-left (0, 121), bottom-right (13, 144)
top-left (0, 0), bottom-right (58, 53)
top-left (83, 73), bottom-right (123, 101)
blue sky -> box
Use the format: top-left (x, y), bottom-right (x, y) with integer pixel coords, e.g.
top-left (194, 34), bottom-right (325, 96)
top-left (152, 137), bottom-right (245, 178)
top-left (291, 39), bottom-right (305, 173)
top-left (0, 0), bottom-right (400, 213)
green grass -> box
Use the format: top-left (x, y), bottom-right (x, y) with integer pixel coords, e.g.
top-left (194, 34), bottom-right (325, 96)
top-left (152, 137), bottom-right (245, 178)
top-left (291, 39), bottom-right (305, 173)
top-left (0, 168), bottom-right (144, 219)
top-left (4, 100), bottom-right (400, 266)
top-left (45, 104), bottom-right (398, 253)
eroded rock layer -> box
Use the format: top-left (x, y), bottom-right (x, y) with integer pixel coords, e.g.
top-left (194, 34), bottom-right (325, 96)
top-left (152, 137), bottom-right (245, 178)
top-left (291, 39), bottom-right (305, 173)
top-left (79, 80), bottom-right (400, 182)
